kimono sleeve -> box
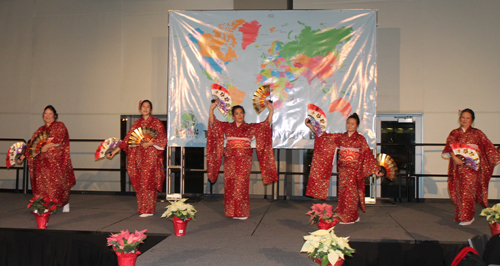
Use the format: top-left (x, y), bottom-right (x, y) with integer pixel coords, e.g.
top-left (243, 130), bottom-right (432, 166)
top-left (443, 130), bottom-right (458, 204)
top-left (45, 122), bottom-right (68, 158)
top-left (206, 119), bottom-right (228, 183)
top-left (477, 130), bottom-right (500, 168)
top-left (253, 119), bottom-right (278, 185)
top-left (442, 130), bottom-right (458, 158)
top-left (359, 138), bottom-right (379, 178)
top-left (477, 129), bottom-right (500, 207)
top-left (48, 122), bottom-right (67, 144)
top-left (152, 119), bottom-right (167, 151)
top-left (305, 133), bottom-right (341, 199)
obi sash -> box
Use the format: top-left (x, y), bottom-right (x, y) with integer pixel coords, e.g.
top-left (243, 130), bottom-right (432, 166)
top-left (338, 147), bottom-right (361, 167)
top-left (225, 137), bottom-right (252, 157)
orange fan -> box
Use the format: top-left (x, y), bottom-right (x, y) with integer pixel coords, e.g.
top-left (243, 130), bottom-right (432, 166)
top-left (377, 153), bottom-right (398, 181)
top-left (128, 127), bottom-right (158, 147)
top-left (5, 142), bottom-right (26, 168)
top-left (252, 84), bottom-right (271, 114)
top-left (211, 84), bottom-right (232, 117)
top-left (29, 132), bottom-right (53, 158)
top-left (95, 138), bottom-right (122, 160)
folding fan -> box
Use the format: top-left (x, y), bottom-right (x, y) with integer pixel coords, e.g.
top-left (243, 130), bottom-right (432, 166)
top-left (377, 153), bottom-right (398, 181)
top-left (307, 104), bottom-right (328, 137)
top-left (5, 142), bottom-right (26, 168)
top-left (29, 131), bottom-right (53, 158)
top-left (211, 84), bottom-right (232, 117)
top-left (95, 138), bottom-right (122, 160)
top-left (128, 127), bottom-right (158, 147)
top-left (450, 143), bottom-right (480, 171)
top-left (252, 84), bottom-right (271, 114)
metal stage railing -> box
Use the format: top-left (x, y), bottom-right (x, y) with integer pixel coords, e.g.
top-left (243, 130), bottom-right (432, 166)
top-left (68, 139), bottom-right (127, 193)
top-left (0, 138), bottom-right (125, 194)
top-left (2, 138), bottom-right (499, 201)
top-left (411, 143), bottom-right (500, 202)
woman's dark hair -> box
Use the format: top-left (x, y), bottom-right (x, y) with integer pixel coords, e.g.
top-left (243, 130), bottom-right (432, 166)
top-left (43, 105), bottom-right (58, 120)
top-left (231, 105), bottom-right (245, 116)
top-left (140, 100), bottom-right (153, 110)
top-left (460, 108), bottom-right (475, 121)
top-left (347, 113), bottom-right (360, 126)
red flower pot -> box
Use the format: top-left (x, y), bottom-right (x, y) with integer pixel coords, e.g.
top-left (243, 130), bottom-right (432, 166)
top-left (172, 216), bottom-right (192, 236)
top-left (115, 251), bottom-right (139, 266)
top-left (33, 212), bottom-right (50, 229)
top-left (489, 222), bottom-right (500, 236)
top-left (313, 257), bottom-right (344, 266)
top-left (317, 218), bottom-right (339, 230)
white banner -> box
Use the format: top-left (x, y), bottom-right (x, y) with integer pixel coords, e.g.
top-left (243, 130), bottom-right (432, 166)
top-left (168, 10), bottom-right (377, 148)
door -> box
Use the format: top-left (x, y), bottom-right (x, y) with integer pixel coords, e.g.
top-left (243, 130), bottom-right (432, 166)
top-left (376, 114), bottom-right (423, 200)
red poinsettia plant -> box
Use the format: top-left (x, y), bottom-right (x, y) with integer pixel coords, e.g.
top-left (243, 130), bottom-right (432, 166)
top-left (27, 195), bottom-right (60, 215)
top-left (107, 229), bottom-right (147, 254)
top-left (306, 203), bottom-right (340, 229)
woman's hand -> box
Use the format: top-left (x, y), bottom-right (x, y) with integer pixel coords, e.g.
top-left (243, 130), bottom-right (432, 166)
top-left (41, 143), bottom-right (57, 153)
top-left (210, 99), bottom-right (220, 112)
top-left (265, 100), bottom-right (273, 111)
top-left (141, 141), bottom-right (154, 149)
top-left (209, 99), bottom-right (220, 125)
top-left (305, 118), bottom-right (313, 129)
top-left (452, 156), bottom-right (464, 166)
top-left (41, 145), bottom-right (49, 153)
top-left (265, 100), bottom-right (274, 124)
top-left (106, 148), bottom-right (121, 159)
top-left (450, 153), bottom-right (463, 166)
top-left (16, 155), bottom-right (25, 164)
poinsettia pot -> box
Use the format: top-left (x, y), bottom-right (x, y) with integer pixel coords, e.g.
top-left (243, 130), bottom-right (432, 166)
top-left (172, 216), bottom-right (192, 236)
top-left (33, 212), bottom-right (50, 229)
top-left (115, 251), bottom-right (139, 266)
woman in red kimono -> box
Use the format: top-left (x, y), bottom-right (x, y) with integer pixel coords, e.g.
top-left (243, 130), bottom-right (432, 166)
top-left (108, 100), bottom-right (167, 217)
top-left (207, 99), bottom-right (278, 220)
top-left (17, 105), bottom-right (75, 212)
top-left (442, 109), bottom-right (500, 225)
top-left (305, 113), bottom-right (382, 224)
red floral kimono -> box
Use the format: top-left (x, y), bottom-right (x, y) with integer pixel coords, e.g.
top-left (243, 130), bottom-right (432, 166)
top-left (206, 119), bottom-right (278, 218)
top-left (306, 132), bottom-right (379, 223)
top-left (119, 116), bottom-right (167, 214)
top-left (442, 127), bottom-right (500, 222)
top-left (25, 121), bottom-right (75, 207)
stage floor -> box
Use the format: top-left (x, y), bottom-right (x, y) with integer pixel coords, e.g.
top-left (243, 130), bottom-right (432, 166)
top-left (0, 193), bottom-right (494, 266)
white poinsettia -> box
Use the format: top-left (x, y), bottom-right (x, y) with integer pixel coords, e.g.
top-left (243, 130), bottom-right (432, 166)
top-left (300, 241), bottom-right (316, 253)
top-left (335, 249), bottom-right (345, 260)
top-left (328, 250), bottom-right (340, 264)
top-left (300, 227), bottom-right (355, 265)
top-left (301, 235), bottom-right (322, 253)
top-left (311, 229), bottom-right (332, 236)
top-left (481, 203), bottom-right (500, 224)
top-left (336, 236), bottom-right (349, 250)
top-left (163, 210), bottom-right (172, 217)
top-left (161, 198), bottom-right (197, 222)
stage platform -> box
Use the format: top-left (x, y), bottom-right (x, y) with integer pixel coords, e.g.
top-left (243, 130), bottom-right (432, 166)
top-left (0, 193), bottom-right (495, 266)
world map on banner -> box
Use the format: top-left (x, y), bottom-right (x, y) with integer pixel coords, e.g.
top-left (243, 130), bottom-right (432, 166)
top-left (168, 11), bottom-right (377, 148)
